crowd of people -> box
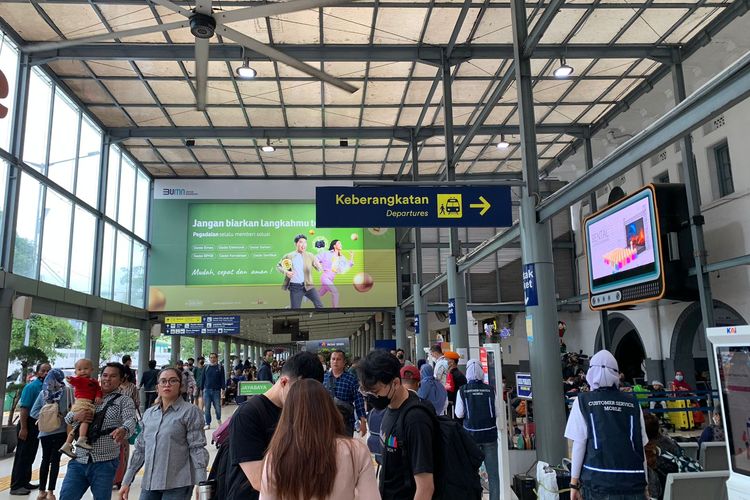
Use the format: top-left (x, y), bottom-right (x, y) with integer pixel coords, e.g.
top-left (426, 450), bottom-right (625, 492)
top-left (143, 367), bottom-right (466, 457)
top-left (6, 344), bottom-right (723, 500)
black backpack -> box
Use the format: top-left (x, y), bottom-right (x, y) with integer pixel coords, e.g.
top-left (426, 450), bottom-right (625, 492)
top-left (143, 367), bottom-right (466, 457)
top-left (394, 398), bottom-right (485, 500)
top-left (206, 443), bottom-right (230, 500)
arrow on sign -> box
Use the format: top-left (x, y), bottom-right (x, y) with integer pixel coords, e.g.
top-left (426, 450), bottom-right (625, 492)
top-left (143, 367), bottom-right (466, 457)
top-left (470, 196), bottom-right (491, 216)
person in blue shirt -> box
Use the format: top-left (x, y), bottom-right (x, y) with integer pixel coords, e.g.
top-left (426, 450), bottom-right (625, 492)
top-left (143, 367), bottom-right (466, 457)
top-left (323, 350), bottom-right (366, 436)
top-left (257, 350), bottom-right (274, 383)
top-left (10, 362), bottom-right (51, 495)
top-left (30, 368), bottom-right (70, 500)
top-left (200, 352), bottom-right (225, 429)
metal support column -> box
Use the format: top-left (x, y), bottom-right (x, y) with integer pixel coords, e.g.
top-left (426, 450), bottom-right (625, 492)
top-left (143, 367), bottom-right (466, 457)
top-left (194, 336), bottom-right (203, 360)
top-left (672, 61), bottom-right (717, 386)
top-left (138, 327), bottom-right (150, 412)
top-left (244, 342), bottom-right (249, 361)
top-left (442, 59), bottom-right (469, 359)
top-left (170, 335), bottom-right (180, 365)
top-left (0, 289), bottom-right (15, 416)
top-left (413, 284), bottom-right (429, 359)
top-left (395, 306), bottom-right (407, 355)
top-left (383, 311), bottom-right (393, 340)
top-left (86, 309), bottom-right (103, 367)
top-left (211, 339), bottom-right (219, 357)
top-left (584, 136), bottom-right (611, 350)
top-left (511, 0), bottom-right (566, 464)
top-left (223, 337), bottom-right (232, 378)
top-left (375, 315), bottom-right (384, 341)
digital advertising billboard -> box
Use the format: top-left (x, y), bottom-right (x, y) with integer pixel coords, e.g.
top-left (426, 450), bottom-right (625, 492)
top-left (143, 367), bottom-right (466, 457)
top-left (148, 180), bottom-right (396, 312)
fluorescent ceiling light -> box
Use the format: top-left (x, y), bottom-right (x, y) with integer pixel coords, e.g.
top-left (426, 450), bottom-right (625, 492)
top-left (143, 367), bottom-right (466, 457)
top-left (262, 139), bottom-right (275, 153)
top-left (496, 135), bottom-right (510, 149)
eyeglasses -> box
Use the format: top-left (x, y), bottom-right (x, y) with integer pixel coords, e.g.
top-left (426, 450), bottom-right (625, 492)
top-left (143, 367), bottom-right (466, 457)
top-left (158, 378), bottom-right (181, 386)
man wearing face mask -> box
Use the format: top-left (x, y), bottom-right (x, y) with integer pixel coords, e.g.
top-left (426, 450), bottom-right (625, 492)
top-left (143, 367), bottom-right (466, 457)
top-left (357, 350), bottom-right (438, 500)
top-left (430, 345), bottom-right (449, 386)
top-left (225, 351), bottom-right (324, 500)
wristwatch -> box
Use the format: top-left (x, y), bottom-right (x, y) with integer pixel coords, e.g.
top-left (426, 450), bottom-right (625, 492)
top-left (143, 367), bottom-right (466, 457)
top-left (569, 483), bottom-right (581, 491)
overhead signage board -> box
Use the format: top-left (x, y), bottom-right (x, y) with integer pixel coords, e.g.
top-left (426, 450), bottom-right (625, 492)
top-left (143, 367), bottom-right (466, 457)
top-left (165, 315), bottom-right (240, 336)
top-left (315, 186), bottom-right (512, 228)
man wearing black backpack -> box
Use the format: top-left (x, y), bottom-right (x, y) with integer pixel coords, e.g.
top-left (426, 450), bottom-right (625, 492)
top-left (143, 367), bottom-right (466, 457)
top-left (357, 350), bottom-right (437, 499)
top-left (357, 350), bottom-right (485, 500)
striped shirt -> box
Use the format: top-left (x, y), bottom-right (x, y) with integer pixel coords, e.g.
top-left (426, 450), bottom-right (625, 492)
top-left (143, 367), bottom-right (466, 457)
top-left (64, 391), bottom-right (138, 463)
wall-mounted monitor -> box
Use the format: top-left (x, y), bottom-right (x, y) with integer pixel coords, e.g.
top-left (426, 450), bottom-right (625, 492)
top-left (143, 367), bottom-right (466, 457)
top-left (583, 184), bottom-right (697, 310)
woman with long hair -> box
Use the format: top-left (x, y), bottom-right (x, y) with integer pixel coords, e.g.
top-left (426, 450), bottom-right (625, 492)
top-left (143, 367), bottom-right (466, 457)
top-left (114, 366), bottom-right (140, 489)
top-left (318, 239), bottom-right (354, 308)
top-left (260, 379), bottom-right (379, 500)
top-left (119, 367), bottom-right (208, 500)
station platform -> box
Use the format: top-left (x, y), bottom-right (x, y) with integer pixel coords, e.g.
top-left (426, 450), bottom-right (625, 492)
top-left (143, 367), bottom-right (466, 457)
top-left (0, 405), bottom-right (497, 499)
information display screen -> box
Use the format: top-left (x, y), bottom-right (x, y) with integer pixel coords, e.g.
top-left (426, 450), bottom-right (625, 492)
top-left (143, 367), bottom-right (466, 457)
top-left (716, 346), bottom-right (750, 477)
top-left (148, 200), bottom-right (396, 312)
top-left (585, 187), bottom-right (661, 294)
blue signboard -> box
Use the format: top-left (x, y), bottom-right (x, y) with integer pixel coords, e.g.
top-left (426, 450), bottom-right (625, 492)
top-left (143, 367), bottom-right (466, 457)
top-left (522, 263), bottom-right (538, 307)
top-left (414, 314), bottom-right (420, 334)
top-left (316, 186), bottom-right (512, 228)
top-left (375, 339), bottom-right (397, 351)
top-left (516, 372), bottom-right (533, 399)
top-left (448, 299), bottom-right (456, 325)
top-left (165, 315), bottom-right (240, 336)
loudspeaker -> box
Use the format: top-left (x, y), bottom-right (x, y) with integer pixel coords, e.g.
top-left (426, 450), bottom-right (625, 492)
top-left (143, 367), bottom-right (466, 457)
top-left (12, 296), bottom-right (32, 320)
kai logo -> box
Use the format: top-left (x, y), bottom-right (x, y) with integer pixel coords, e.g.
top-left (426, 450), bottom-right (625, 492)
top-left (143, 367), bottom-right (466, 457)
top-left (727, 327), bottom-right (737, 335)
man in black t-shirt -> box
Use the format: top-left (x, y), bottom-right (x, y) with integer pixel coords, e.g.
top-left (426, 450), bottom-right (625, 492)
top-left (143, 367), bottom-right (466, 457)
top-left (225, 351), bottom-right (324, 500)
top-left (357, 350), bottom-right (438, 500)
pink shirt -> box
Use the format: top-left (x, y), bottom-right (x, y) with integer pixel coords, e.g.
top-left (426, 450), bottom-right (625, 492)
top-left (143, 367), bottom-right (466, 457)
top-left (260, 438), bottom-right (380, 500)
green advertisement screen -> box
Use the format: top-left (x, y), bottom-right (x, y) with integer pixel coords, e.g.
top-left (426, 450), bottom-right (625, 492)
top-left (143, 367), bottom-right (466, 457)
top-left (148, 201), bottom-right (396, 311)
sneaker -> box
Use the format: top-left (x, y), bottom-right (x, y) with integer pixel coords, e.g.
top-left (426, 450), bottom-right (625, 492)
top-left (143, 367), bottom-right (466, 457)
top-left (203, 424), bottom-right (210, 430)
top-left (59, 443), bottom-right (76, 459)
top-left (36, 491), bottom-right (47, 500)
top-left (47, 494), bottom-right (56, 500)
top-left (75, 437), bottom-right (93, 450)
top-left (217, 419), bottom-right (222, 426)
top-left (9, 488), bottom-right (30, 496)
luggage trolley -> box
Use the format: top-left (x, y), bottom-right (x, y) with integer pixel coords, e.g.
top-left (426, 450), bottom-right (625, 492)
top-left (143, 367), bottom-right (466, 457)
top-left (706, 325), bottom-right (750, 500)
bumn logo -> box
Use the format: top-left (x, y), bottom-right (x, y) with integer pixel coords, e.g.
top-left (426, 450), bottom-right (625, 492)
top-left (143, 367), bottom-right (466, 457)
top-left (163, 188), bottom-right (187, 196)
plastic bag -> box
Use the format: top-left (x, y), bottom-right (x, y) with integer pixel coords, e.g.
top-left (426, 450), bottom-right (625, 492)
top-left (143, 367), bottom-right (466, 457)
top-left (536, 461), bottom-right (559, 500)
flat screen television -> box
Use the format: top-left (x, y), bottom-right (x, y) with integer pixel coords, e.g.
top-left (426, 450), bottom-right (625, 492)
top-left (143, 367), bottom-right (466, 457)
top-left (583, 184), bottom-right (697, 310)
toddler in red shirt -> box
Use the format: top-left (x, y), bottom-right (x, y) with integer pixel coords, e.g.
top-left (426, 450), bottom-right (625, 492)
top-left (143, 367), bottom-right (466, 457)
top-left (59, 358), bottom-right (102, 457)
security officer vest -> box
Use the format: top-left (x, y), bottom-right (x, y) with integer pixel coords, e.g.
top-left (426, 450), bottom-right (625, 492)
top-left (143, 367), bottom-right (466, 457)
top-left (459, 381), bottom-right (497, 443)
top-left (578, 387), bottom-right (647, 494)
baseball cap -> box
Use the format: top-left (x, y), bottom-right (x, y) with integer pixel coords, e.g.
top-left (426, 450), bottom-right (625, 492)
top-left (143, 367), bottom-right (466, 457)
top-left (400, 365), bottom-right (420, 381)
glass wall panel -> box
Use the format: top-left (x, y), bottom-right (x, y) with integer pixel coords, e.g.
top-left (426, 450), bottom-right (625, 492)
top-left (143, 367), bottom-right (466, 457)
top-left (113, 231), bottom-right (132, 304)
top-left (13, 172), bottom-right (43, 278)
top-left (76, 117), bottom-right (101, 207)
top-left (0, 161), bottom-right (7, 245)
top-left (106, 146), bottom-right (120, 218)
top-left (69, 206), bottom-right (95, 293)
top-left (118, 157), bottom-right (135, 231)
top-left (100, 223), bottom-right (116, 300)
top-left (0, 35), bottom-right (19, 152)
top-left (22, 69), bottom-right (52, 172)
top-left (134, 171), bottom-right (150, 239)
top-left (47, 91), bottom-right (79, 192)
top-left (39, 189), bottom-right (72, 287)
top-left (130, 241), bottom-right (146, 307)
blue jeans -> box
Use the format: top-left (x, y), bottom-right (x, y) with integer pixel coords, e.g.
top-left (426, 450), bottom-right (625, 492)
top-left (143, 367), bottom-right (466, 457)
top-left (479, 441), bottom-right (500, 500)
top-left (140, 485), bottom-right (194, 500)
top-left (204, 388), bottom-right (221, 425)
top-left (59, 458), bottom-right (119, 500)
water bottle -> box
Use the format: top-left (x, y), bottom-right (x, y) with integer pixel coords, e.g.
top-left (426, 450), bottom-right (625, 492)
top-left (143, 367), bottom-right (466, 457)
top-left (197, 480), bottom-right (215, 500)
